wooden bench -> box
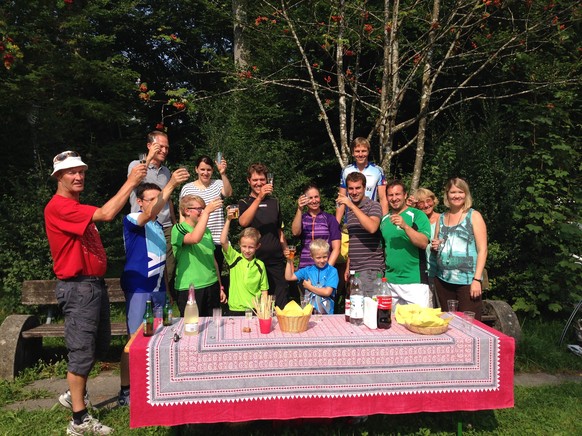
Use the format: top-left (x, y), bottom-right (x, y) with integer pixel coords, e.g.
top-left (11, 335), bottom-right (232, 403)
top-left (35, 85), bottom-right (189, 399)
top-left (0, 279), bottom-right (128, 380)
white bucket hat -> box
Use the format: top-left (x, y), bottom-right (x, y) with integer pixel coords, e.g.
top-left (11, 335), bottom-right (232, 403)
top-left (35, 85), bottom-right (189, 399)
top-left (51, 151), bottom-right (88, 176)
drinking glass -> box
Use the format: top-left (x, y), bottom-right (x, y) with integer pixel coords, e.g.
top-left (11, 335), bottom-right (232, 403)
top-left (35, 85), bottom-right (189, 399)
top-left (216, 151), bottom-right (223, 164)
top-left (245, 308), bottom-right (253, 330)
top-left (287, 245), bottom-right (296, 260)
top-left (463, 311), bottom-right (475, 331)
top-left (138, 153), bottom-right (147, 164)
top-left (212, 307), bottom-right (222, 326)
top-left (228, 204), bottom-right (239, 219)
top-left (447, 299), bottom-right (458, 313)
top-left (267, 173), bottom-right (274, 186)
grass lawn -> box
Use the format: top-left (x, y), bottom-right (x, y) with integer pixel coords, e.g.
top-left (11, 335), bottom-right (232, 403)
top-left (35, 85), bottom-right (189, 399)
top-left (0, 318), bottom-right (580, 435)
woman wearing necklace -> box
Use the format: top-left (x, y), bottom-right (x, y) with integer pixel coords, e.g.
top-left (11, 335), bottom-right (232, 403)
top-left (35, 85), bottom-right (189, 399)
top-left (180, 155), bottom-right (233, 275)
top-left (414, 187), bottom-right (441, 306)
top-left (431, 178), bottom-right (487, 320)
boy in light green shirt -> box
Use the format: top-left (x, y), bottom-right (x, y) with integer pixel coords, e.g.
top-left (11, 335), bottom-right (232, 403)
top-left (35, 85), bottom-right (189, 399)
top-left (221, 207), bottom-right (269, 315)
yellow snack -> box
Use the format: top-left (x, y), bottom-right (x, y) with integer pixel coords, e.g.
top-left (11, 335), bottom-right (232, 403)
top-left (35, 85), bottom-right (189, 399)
top-left (302, 303), bottom-right (313, 316)
top-left (278, 301), bottom-right (305, 317)
top-left (396, 305), bottom-right (451, 327)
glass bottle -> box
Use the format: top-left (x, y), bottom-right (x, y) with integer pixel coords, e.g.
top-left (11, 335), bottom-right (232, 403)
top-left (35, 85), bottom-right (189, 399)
top-left (349, 273), bottom-right (364, 326)
top-left (163, 294), bottom-right (173, 327)
top-left (183, 284), bottom-right (199, 336)
top-left (143, 299), bottom-right (154, 337)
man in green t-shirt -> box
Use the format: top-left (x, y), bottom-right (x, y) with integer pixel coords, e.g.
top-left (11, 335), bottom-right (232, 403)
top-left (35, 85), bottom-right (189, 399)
top-left (220, 206), bottom-right (269, 315)
top-left (380, 180), bottom-right (432, 308)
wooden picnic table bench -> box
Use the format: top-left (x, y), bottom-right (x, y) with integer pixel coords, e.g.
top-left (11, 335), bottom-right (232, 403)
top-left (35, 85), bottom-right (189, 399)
top-left (0, 279), bottom-right (127, 380)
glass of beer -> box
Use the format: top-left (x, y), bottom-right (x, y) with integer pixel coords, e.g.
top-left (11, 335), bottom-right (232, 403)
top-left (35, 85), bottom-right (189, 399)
top-left (228, 204), bottom-right (239, 219)
top-left (288, 245), bottom-right (296, 260)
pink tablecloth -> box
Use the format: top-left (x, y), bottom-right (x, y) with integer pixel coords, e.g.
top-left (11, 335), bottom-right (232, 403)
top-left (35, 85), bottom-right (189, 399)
top-left (130, 314), bottom-right (514, 428)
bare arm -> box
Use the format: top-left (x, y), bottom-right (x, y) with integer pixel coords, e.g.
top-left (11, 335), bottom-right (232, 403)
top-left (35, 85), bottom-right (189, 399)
top-left (93, 164), bottom-right (146, 222)
top-left (471, 210), bottom-right (488, 299)
top-left (345, 202), bottom-right (380, 234)
top-left (291, 194), bottom-right (308, 237)
top-left (136, 168), bottom-right (189, 227)
top-left (220, 210), bottom-right (233, 252)
top-left (303, 280), bottom-right (333, 297)
top-left (182, 199), bottom-right (223, 245)
top-left (378, 184), bottom-right (388, 215)
top-left (216, 159), bottom-right (233, 198)
top-left (284, 257), bottom-right (298, 281)
top-left (335, 187), bottom-right (346, 222)
top-left (238, 184), bottom-right (272, 227)
top-left (328, 239), bottom-right (341, 266)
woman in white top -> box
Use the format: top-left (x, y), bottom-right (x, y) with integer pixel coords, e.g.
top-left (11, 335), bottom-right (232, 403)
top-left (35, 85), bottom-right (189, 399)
top-left (180, 155), bottom-right (233, 275)
top-left (414, 187), bottom-right (441, 307)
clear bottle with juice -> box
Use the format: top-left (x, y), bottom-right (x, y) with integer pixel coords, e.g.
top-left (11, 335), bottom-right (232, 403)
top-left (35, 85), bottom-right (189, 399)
top-left (349, 273), bottom-right (364, 326)
top-left (183, 284), bottom-right (199, 336)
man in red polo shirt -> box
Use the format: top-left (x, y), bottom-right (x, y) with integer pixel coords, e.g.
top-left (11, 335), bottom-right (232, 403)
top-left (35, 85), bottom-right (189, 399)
top-left (45, 151), bottom-right (145, 435)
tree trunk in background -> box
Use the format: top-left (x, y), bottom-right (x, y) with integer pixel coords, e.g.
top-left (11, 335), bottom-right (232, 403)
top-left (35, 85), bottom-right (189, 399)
top-left (233, 0), bottom-right (249, 68)
top-left (410, 0), bottom-right (440, 192)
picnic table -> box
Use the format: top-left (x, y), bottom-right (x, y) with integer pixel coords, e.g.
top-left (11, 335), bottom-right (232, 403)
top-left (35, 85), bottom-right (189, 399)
top-left (129, 314), bottom-right (514, 428)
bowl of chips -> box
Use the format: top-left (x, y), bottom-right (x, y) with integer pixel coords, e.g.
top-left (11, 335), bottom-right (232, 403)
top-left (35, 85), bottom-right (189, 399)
top-left (275, 301), bottom-right (313, 333)
top-left (395, 304), bottom-right (452, 335)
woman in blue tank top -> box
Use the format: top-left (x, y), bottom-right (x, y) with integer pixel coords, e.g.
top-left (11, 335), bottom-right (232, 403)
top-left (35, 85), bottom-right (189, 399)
top-left (431, 178), bottom-right (488, 320)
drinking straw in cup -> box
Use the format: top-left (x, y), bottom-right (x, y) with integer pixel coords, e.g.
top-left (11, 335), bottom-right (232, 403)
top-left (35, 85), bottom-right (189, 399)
top-left (447, 299), bottom-right (459, 312)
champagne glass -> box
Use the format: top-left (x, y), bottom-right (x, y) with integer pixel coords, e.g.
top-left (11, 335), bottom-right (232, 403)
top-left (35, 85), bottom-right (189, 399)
top-left (245, 308), bottom-right (253, 330)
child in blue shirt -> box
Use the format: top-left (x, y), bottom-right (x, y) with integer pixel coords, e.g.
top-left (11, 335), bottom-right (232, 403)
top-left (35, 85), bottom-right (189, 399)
top-left (285, 239), bottom-right (338, 314)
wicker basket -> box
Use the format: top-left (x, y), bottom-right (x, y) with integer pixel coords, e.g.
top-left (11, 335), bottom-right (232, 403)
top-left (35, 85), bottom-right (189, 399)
top-left (276, 313), bottom-right (311, 333)
top-left (405, 323), bottom-right (449, 335)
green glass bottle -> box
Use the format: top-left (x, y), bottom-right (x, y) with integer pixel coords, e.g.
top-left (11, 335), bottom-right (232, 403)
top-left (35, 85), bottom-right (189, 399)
top-left (143, 299), bottom-right (154, 337)
top-left (163, 294), bottom-right (173, 326)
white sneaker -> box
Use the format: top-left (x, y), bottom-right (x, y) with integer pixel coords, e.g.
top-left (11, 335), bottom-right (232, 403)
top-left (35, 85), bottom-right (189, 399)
top-left (67, 415), bottom-right (113, 435)
top-left (59, 390), bottom-right (90, 410)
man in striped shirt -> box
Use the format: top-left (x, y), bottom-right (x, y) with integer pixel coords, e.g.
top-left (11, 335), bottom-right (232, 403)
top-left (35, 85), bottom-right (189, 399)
top-left (336, 172), bottom-right (384, 291)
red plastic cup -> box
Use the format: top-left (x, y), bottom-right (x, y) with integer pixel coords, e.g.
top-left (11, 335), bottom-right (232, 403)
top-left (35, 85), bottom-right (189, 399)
top-left (259, 317), bottom-right (272, 334)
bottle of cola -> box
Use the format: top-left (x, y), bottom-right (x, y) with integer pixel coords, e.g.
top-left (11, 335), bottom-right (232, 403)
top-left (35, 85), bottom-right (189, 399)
top-left (377, 277), bottom-right (392, 329)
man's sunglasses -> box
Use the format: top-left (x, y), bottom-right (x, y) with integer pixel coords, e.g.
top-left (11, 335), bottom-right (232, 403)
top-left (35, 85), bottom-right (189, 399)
top-left (53, 151), bottom-right (80, 163)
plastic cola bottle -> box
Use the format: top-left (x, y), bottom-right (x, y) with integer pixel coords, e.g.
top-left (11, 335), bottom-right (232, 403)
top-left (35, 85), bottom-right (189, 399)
top-left (349, 273), bottom-right (364, 326)
top-left (377, 278), bottom-right (392, 329)
top-left (183, 284), bottom-right (199, 336)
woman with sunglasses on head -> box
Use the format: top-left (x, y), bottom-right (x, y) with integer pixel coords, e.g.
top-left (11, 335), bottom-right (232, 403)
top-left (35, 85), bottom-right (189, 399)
top-left (431, 178), bottom-right (487, 320)
top-left (180, 155), bottom-right (232, 277)
top-left (171, 195), bottom-right (227, 317)
top-left (413, 187), bottom-right (441, 306)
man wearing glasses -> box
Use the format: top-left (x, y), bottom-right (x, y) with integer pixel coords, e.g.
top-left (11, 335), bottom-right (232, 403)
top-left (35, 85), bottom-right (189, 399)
top-left (128, 131), bottom-right (178, 300)
top-left (45, 151), bottom-right (146, 435)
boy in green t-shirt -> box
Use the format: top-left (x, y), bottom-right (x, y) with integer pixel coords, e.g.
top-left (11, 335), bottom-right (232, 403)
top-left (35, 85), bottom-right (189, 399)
top-left (220, 206), bottom-right (269, 315)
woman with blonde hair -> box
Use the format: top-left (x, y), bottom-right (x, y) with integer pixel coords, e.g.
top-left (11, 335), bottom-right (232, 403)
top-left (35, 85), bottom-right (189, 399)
top-left (431, 178), bottom-right (487, 320)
